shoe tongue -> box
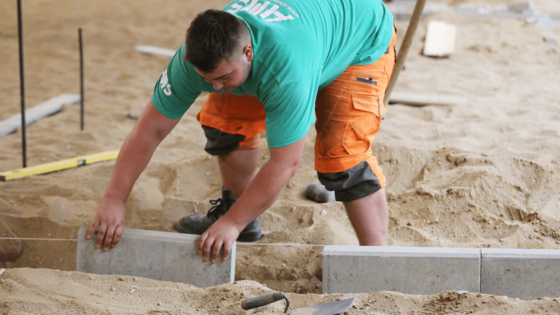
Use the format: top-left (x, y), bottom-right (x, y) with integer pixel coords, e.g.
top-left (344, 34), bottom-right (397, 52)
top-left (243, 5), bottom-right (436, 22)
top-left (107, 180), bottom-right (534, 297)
top-left (222, 188), bottom-right (238, 208)
top-left (206, 197), bottom-right (226, 217)
top-left (222, 188), bottom-right (232, 200)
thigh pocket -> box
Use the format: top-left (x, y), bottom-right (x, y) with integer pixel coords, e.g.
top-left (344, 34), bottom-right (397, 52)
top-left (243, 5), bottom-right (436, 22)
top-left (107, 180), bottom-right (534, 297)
top-left (351, 93), bottom-right (381, 114)
top-left (342, 94), bottom-right (381, 155)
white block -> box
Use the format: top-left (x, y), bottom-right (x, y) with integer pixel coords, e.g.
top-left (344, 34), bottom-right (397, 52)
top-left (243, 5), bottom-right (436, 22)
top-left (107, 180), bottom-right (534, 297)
top-left (423, 21), bottom-right (457, 57)
top-left (77, 227), bottom-right (235, 287)
top-left (323, 246), bottom-right (480, 294)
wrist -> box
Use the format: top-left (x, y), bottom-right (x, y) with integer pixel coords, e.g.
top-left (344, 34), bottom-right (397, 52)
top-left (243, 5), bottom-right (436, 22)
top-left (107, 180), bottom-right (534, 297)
top-left (221, 210), bottom-right (248, 233)
top-left (103, 190), bottom-right (126, 203)
top-left (101, 194), bottom-right (127, 211)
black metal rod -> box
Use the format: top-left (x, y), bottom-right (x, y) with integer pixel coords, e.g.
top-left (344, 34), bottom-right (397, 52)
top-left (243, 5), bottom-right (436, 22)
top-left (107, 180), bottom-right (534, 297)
top-left (17, 0), bottom-right (27, 168)
top-left (79, 28), bottom-right (84, 131)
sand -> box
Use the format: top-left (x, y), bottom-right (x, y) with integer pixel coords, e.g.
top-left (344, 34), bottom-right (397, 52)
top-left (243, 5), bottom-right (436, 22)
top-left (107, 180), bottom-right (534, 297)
top-left (1, 0), bottom-right (560, 313)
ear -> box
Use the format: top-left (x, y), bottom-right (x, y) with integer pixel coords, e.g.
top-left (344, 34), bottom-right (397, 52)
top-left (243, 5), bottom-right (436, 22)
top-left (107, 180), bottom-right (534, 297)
top-left (243, 43), bottom-right (254, 62)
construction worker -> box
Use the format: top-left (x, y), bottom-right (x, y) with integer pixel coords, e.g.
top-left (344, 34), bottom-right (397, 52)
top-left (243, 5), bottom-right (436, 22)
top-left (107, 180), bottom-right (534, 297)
top-left (88, 0), bottom-right (396, 263)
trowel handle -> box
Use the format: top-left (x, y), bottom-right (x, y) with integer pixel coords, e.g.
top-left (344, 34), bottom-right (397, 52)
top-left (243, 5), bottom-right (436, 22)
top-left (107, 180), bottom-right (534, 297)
top-left (241, 292), bottom-right (290, 313)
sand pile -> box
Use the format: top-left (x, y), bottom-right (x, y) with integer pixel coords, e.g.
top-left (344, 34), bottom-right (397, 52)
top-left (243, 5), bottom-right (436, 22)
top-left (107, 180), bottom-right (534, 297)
top-left (1, 0), bottom-right (560, 311)
top-left (2, 268), bottom-right (560, 314)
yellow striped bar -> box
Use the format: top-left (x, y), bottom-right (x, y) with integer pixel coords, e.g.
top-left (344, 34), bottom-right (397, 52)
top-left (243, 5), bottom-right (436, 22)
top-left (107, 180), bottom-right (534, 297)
top-left (0, 150), bottom-right (119, 181)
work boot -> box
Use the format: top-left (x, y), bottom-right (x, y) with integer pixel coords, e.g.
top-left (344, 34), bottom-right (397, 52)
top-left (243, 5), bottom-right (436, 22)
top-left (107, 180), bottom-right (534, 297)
top-left (174, 187), bottom-right (263, 242)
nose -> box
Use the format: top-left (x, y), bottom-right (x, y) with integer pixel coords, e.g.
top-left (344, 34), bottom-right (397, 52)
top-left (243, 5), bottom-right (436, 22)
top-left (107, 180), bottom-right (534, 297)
top-left (213, 82), bottom-right (223, 91)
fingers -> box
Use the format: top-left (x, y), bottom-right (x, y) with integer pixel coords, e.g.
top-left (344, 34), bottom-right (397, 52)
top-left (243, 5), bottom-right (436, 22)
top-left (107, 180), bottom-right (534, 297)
top-left (89, 200), bottom-right (126, 250)
top-left (199, 235), bottom-right (232, 263)
top-left (198, 232), bottom-right (208, 255)
top-left (211, 240), bottom-right (223, 263)
top-left (87, 219), bottom-right (100, 239)
top-left (103, 225), bottom-right (116, 250)
top-left (223, 241), bottom-right (231, 262)
top-left (100, 223), bottom-right (124, 250)
top-left (198, 223), bottom-right (239, 263)
top-left (203, 235), bottom-right (215, 262)
top-left (199, 232), bottom-right (223, 263)
top-left (111, 225), bottom-right (124, 248)
top-left (96, 223), bottom-right (107, 248)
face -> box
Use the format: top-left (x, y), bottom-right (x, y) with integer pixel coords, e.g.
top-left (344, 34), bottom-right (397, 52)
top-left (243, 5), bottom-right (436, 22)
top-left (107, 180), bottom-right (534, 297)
top-left (196, 44), bottom-right (253, 93)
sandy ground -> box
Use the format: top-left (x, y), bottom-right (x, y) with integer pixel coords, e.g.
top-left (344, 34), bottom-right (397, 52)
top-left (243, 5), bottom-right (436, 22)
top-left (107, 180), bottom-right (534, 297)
top-left (1, 0), bottom-right (560, 313)
top-left (4, 268), bottom-right (560, 315)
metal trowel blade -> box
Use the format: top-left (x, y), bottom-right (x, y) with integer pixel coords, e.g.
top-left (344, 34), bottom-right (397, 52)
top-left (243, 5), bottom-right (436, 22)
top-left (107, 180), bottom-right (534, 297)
top-left (291, 297), bottom-right (355, 315)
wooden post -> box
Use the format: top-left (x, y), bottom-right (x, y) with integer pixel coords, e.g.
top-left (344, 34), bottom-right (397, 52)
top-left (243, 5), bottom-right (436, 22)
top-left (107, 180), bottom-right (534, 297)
top-left (385, 0), bottom-right (427, 106)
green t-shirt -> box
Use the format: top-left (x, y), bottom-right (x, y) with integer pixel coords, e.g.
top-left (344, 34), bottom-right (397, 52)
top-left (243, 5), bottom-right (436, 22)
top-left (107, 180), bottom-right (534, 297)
top-left (152, 0), bottom-right (393, 148)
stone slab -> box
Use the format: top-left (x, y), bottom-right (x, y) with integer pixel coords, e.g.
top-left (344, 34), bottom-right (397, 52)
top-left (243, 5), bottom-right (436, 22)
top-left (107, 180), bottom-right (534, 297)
top-left (481, 248), bottom-right (560, 299)
top-left (323, 246), bottom-right (480, 294)
top-left (77, 227), bottom-right (235, 287)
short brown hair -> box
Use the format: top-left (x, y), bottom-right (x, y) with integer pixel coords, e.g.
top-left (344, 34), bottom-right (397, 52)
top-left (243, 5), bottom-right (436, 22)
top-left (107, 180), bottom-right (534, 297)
top-left (184, 10), bottom-right (248, 72)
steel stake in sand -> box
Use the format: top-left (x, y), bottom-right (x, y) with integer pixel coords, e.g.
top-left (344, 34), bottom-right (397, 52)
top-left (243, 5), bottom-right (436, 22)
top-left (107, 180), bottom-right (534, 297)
top-left (17, 0), bottom-right (27, 168)
top-left (79, 28), bottom-right (85, 130)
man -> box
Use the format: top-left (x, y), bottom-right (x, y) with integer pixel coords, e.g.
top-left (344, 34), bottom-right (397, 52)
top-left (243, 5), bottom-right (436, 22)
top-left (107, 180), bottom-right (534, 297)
top-left (88, 0), bottom-right (396, 263)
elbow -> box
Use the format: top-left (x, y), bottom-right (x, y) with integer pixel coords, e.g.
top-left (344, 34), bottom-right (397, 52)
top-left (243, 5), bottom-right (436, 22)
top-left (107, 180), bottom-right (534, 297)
top-left (286, 157), bottom-right (302, 177)
top-left (268, 137), bottom-right (306, 179)
top-left (271, 155), bottom-right (301, 178)
top-left (153, 129), bottom-right (169, 143)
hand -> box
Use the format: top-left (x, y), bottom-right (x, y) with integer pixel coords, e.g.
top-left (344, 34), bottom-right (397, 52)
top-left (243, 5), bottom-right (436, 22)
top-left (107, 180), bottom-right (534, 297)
top-left (87, 197), bottom-right (126, 250)
top-left (197, 216), bottom-right (241, 263)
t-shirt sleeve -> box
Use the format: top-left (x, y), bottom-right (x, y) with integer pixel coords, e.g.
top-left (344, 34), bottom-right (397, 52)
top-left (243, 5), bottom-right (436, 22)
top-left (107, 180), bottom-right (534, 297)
top-left (151, 45), bottom-right (203, 119)
top-left (262, 79), bottom-right (317, 148)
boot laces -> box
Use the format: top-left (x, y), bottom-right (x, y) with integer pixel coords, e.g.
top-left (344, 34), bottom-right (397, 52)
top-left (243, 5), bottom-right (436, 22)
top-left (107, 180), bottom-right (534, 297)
top-left (206, 198), bottom-right (227, 220)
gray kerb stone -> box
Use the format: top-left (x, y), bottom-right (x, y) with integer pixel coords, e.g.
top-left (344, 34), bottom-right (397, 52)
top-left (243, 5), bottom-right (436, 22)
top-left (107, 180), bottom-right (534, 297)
top-left (323, 246), bottom-right (480, 294)
top-left (77, 227), bottom-right (235, 287)
top-left (481, 248), bottom-right (560, 300)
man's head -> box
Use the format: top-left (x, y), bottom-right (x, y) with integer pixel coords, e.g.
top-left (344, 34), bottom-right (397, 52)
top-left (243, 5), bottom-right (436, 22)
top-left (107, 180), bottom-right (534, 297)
top-left (185, 10), bottom-right (253, 92)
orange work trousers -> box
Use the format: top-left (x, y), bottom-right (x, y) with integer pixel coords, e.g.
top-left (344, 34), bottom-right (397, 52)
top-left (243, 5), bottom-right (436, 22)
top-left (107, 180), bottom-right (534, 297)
top-left (197, 29), bottom-right (397, 189)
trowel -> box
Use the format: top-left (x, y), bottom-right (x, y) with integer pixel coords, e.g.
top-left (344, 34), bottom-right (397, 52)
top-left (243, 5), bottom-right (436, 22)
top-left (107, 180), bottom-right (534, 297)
top-left (241, 292), bottom-right (355, 315)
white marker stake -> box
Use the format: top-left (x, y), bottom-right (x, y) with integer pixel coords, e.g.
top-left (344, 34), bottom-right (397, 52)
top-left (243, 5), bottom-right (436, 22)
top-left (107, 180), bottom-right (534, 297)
top-left (136, 45), bottom-right (176, 58)
top-left (0, 94), bottom-right (81, 136)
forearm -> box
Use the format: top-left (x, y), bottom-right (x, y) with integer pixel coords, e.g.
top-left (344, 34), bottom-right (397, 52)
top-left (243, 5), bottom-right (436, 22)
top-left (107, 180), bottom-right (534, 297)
top-left (222, 157), bottom-right (297, 230)
top-left (89, 101), bottom-right (178, 249)
top-left (102, 101), bottom-right (178, 203)
top-left (198, 137), bottom-right (306, 261)
top-left (221, 134), bottom-right (306, 230)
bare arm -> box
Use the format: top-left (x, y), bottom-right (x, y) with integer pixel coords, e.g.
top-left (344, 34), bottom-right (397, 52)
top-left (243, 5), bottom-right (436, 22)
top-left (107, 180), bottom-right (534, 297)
top-left (87, 100), bottom-right (180, 249)
top-left (198, 136), bottom-right (306, 262)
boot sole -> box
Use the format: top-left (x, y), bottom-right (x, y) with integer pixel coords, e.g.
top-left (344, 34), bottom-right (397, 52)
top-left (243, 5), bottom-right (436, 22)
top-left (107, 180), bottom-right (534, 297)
top-left (173, 222), bottom-right (197, 234)
top-left (237, 230), bottom-right (263, 242)
top-left (175, 222), bottom-right (263, 242)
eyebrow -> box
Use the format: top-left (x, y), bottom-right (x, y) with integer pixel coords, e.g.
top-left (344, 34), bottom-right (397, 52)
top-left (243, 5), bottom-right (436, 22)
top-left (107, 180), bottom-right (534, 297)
top-left (198, 72), bottom-right (231, 81)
